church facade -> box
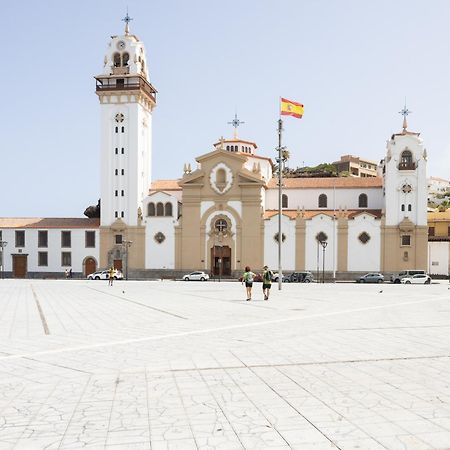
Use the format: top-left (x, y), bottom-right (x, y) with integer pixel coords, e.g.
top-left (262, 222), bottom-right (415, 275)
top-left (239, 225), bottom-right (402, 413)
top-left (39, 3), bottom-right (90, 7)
top-left (0, 22), bottom-right (429, 278)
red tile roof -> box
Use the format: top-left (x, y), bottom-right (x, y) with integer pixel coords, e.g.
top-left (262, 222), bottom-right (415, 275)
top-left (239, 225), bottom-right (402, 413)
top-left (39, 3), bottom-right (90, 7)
top-left (150, 180), bottom-right (181, 191)
top-left (0, 218), bottom-right (100, 229)
top-left (267, 177), bottom-right (383, 189)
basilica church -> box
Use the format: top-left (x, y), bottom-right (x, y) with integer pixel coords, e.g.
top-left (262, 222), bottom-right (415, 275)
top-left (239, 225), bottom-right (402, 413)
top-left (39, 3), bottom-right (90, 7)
top-left (0, 21), bottom-right (428, 278)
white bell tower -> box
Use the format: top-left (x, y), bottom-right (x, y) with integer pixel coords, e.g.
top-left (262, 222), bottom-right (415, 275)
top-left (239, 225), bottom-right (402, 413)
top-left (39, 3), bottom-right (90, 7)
top-left (96, 14), bottom-right (156, 227)
top-left (381, 106), bottom-right (428, 271)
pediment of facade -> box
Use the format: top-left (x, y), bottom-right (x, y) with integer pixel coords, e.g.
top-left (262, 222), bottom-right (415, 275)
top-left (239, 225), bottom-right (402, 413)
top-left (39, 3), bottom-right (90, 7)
top-left (196, 148), bottom-right (247, 164)
top-left (179, 170), bottom-right (205, 186)
top-left (237, 169), bottom-right (265, 186)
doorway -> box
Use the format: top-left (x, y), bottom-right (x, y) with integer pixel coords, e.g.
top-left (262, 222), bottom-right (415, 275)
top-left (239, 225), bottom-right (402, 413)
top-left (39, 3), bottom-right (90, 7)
top-left (211, 246), bottom-right (231, 276)
top-left (113, 259), bottom-right (123, 271)
top-left (12, 255), bottom-right (27, 278)
top-left (84, 257), bottom-right (97, 277)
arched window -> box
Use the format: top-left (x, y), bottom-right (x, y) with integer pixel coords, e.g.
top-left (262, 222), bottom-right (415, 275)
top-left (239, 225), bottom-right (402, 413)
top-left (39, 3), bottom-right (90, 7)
top-left (318, 194), bottom-right (327, 208)
top-left (122, 52), bottom-right (129, 66)
top-left (399, 150), bottom-right (414, 170)
top-left (165, 202), bottom-right (173, 216)
top-left (113, 53), bottom-right (121, 67)
top-left (148, 203), bottom-right (155, 216)
top-left (282, 194), bottom-right (288, 208)
top-left (358, 193), bottom-right (368, 208)
top-left (156, 202), bottom-right (164, 216)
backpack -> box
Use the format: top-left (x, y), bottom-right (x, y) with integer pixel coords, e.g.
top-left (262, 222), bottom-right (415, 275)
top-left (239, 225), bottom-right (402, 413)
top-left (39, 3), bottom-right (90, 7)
top-left (263, 270), bottom-right (272, 282)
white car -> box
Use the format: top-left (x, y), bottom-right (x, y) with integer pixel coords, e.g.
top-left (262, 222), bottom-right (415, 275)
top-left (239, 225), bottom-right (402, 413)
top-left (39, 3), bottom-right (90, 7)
top-left (87, 269), bottom-right (123, 280)
top-left (183, 271), bottom-right (209, 281)
top-left (400, 273), bottom-right (431, 284)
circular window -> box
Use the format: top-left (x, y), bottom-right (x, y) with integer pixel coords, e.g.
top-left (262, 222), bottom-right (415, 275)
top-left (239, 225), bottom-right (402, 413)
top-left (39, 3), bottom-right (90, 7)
top-left (154, 232), bottom-right (166, 244)
top-left (215, 219), bottom-right (228, 233)
top-left (316, 232), bottom-right (328, 243)
top-left (358, 232), bottom-right (371, 244)
top-left (274, 232), bottom-right (286, 243)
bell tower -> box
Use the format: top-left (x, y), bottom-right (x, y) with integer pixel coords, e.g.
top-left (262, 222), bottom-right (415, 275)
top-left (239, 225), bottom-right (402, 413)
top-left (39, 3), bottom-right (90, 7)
top-left (96, 15), bottom-right (157, 269)
top-left (381, 106), bottom-right (428, 271)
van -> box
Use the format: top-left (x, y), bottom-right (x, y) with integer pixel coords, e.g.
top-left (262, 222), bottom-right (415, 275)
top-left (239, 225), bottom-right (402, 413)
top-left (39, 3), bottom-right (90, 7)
top-left (391, 270), bottom-right (426, 284)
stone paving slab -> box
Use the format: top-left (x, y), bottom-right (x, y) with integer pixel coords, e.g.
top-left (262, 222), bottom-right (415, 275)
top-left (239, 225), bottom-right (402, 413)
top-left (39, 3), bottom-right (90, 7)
top-left (0, 279), bottom-right (449, 449)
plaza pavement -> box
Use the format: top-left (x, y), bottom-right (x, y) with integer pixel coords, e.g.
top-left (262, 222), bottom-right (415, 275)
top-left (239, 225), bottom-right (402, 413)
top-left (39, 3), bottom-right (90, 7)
top-left (0, 279), bottom-right (450, 450)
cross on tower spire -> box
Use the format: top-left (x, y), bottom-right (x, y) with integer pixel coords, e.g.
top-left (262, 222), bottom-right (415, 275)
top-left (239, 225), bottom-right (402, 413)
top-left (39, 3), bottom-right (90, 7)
top-left (122, 9), bottom-right (133, 35)
top-left (399, 100), bottom-right (412, 132)
top-left (228, 113), bottom-right (245, 139)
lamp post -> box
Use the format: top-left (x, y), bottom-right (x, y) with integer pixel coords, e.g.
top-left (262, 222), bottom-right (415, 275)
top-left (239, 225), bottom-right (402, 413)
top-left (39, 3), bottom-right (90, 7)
top-left (320, 240), bottom-right (328, 283)
top-left (316, 240), bottom-right (320, 282)
top-left (0, 241), bottom-right (7, 279)
top-left (122, 240), bottom-right (133, 280)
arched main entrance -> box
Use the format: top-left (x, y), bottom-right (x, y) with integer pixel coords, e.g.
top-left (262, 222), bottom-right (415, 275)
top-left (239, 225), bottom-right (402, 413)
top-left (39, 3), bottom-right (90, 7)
top-left (84, 257), bottom-right (97, 277)
top-left (211, 245), bottom-right (231, 276)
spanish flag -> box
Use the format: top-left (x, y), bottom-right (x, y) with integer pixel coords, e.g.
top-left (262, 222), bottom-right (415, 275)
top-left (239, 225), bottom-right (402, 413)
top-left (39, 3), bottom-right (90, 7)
top-left (280, 98), bottom-right (304, 118)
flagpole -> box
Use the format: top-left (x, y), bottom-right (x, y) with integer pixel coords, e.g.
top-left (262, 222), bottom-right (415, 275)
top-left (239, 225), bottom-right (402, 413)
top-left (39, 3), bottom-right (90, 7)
top-left (277, 109), bottom-right (283, 291)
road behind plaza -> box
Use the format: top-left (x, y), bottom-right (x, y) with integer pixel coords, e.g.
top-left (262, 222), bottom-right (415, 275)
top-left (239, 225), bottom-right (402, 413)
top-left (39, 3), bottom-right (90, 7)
top-left (0, 280), bottom-right (449, 449)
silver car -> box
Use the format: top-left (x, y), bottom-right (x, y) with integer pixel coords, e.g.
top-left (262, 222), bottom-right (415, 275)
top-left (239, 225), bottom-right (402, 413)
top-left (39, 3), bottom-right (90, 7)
top-left (357, 273), bottom-right (384, 283)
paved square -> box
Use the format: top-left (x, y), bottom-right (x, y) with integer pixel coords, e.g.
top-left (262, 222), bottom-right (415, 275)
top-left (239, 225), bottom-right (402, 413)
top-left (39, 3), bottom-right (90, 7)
top-left (0, 279), bottom-right (449, 449)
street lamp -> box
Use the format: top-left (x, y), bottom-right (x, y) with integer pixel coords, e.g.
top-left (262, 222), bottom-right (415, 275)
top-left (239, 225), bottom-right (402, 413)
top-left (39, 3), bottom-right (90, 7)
top-left (122, 240), bottom-right (133, 280)
top-left (0, 241), bottom-right (7, 279)
top-left (320, 240), bottom-right (328, 283)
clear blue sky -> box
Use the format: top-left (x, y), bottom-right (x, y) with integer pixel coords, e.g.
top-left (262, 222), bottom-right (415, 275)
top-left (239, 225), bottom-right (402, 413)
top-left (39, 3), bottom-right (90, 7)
top-left (2, 0), bottom-right (450, 217)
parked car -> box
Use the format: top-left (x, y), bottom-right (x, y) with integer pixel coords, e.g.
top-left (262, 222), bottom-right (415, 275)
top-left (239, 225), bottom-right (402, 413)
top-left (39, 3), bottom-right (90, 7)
top-left (283, 272), bottom-right (314, 283)
top-left (87, 269), bottom-right (123, 280)
top-left (401, 273), bottom-right (431, 284)
top-left (391, 270), bottom-right (426, 284)
top-left (356, 273), bottom-right (384, 283)
top-left (183, 271), bottom-right (209, 281)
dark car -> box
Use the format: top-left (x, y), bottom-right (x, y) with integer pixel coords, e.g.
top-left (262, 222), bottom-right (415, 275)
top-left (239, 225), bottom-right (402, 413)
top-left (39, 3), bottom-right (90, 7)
top-left (356, 273), bottom-right (384, 283)
top-left (283, 272), bottom-right (314, 283)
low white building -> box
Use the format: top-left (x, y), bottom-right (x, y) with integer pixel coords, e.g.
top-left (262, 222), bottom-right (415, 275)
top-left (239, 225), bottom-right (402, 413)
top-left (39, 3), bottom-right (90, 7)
top-left (0, 219), bottom-right (99, 278)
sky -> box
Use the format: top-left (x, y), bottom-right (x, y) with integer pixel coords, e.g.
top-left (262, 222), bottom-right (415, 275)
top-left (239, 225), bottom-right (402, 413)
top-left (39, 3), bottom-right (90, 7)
top-left (2, 0), bottom-right (450, 217)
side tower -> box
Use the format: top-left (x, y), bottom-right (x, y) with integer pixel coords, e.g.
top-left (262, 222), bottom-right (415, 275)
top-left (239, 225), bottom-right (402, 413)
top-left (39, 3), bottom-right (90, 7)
top-left (95, 16), bottom-right (157, 270)
top-left (381, 109), bottom-right (428, 271)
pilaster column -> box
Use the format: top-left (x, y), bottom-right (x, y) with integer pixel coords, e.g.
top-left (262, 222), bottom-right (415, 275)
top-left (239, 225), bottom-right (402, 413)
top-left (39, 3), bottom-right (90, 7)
top-left (337, 215), bottom-right (348, 272)
top-left (295, 214), bottom-right (306, 270)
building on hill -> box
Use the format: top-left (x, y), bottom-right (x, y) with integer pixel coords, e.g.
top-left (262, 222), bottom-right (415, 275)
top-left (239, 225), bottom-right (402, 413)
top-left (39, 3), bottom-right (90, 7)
top-left (427, 176), bottom-right (450, 206)
top-left (0, 19), bottom-right (430, 279)
top-left (333, 155), bottom-right (378, 177)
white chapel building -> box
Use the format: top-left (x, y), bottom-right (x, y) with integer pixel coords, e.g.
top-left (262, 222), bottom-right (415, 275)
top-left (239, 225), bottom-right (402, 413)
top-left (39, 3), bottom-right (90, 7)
top-left (0, 21), bottom-right (429, 278)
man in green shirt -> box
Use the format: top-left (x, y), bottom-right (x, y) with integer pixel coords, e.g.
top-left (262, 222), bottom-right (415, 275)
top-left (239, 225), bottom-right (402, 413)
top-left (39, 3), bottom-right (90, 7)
top-left (262, 265), bottom-right (273, 300)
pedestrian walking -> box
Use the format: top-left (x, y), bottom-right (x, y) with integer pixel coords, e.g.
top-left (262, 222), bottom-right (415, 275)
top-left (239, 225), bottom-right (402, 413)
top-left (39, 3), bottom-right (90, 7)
top-left (69, 268), bottom-right (73, 279)
top-left (108, 266), bottom-right (115, 286)
top-left (64, 269), bottom-right (69, 279)
top-left (262, 265), bottom-right (273, 300)
top-left (242, 266), bottom-right (256, 301)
